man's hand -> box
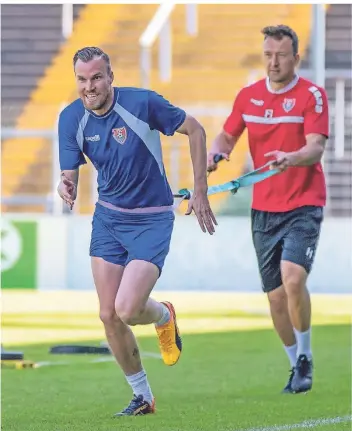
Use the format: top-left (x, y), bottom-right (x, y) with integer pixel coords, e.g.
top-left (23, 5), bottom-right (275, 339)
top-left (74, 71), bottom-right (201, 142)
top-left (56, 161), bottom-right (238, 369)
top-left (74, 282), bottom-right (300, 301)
top-left (57, 174), bottom-right (77, 210)
top-left (185, 189), bottom-right (217, 235)
top-left (266, 135), bottom-right (326, 169)
top-left (264, 150), bottom-right (296, 172)
top-left (207, 152), bottom-right (230, 173)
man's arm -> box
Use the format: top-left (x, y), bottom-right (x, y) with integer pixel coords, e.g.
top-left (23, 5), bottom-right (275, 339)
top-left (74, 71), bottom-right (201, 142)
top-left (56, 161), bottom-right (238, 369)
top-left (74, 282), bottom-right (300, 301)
top-left (146, 91), bottom-right (216, 234)
top-left (288, 133), bottom-right (326, 166)
top-left (58, 109), bottom-right (86, 208)
top-left (289, 87), bottom-right (329, 166)
top-left (176, 115), bottom-right (208, 193)
top-left (209, 131), bottom-right (239, 160)
top-left (265, 134), bottom-right (326, 171)
top-left (58, 169), bottom-right (79, 209)
top-left (176, 114), bottom-right (217, 234)
top-left (61, 169), bottom-right (79, 185)
top-left (208, 89), bottom-right (246, 171)
top-left (147, 91), bottom-right (208, 192)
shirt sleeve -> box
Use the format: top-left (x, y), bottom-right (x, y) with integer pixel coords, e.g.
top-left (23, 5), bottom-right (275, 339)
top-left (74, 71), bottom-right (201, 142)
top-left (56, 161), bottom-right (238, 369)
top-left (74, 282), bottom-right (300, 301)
top-left (304, 86), bottom-right (329, 138)
top-left (223, 89), bottom-right (246, 137)
top-left (147, 91), bottom-right (186, 136)
top-left (58, 109), bottom-right (87, 171)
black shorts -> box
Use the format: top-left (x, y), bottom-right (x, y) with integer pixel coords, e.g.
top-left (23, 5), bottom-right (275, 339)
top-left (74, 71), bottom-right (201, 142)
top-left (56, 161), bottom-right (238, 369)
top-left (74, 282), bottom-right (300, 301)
top-left (251, 205), bottom-right (323, 293)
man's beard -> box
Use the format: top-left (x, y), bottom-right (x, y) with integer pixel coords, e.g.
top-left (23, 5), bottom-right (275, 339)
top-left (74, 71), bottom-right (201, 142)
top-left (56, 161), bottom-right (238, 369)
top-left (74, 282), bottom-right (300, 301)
top-left (85, 94), bottom-right (107, 111)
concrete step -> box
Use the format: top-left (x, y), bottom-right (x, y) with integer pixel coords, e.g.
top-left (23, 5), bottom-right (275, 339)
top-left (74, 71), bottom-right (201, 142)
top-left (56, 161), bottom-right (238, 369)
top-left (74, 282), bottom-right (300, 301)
top-left (1, 64), bottom-right (47, 75)
top-left (1, 28), bottom-right (62, 40)
top-left (0, 4), bottom-right (61, 16)
top-left (1, 16), bottom-right (61, 29)
top-left (1, 74), bottom-right (40, 87)
top-left (1, 87), bottom-right (34, 99)
top-left (2, 51), bottom-right (60, 64)
top-left (2, 40), bottom-right (62, 52)
top-left (328, 4), bottom-right (351, 16)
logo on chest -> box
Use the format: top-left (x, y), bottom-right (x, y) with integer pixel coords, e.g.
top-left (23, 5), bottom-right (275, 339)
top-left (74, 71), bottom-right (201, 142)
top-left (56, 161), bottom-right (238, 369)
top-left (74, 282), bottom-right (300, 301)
top-left (264, 109), bottom-right (274, 118)
top-left (282, 98), bottom-right (296, 113)
top-left (112, 127), bottom-right (127, 145)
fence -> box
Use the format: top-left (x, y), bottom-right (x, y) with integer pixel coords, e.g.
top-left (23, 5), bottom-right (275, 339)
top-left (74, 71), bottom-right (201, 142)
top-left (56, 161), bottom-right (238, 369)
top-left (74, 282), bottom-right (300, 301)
top-left (2, 213), bottom-right (351, 292)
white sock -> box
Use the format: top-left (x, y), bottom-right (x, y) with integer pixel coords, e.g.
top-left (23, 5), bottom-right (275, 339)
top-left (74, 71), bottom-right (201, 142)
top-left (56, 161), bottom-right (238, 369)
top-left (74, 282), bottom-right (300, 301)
top-left (125, 369), bottom-right (153, 405)
top-left (283, 343), bottom-right (297, 368)
top-left (155, 303), bottom-right (170, 327)
top-left (293, 327), bottom-right (312, 359)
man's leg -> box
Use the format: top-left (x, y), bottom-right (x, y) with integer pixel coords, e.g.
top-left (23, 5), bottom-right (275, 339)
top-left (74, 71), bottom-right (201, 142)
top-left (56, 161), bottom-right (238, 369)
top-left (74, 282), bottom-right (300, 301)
top-left (114, 260), bottom-right (164, 326)
top-left (92, 257), bottom-right (143, 375)
top-left (267, 286), bottom-right (297, 367)
top-left (92, 257), bottom-right (155, 416)
top-left (281, 261), bottom-right (311, 357)
top-left (280, 206), bottom-right (323, 393)
top-left (281, 261), bottom-right (313, 393)
top-left (115, 259), bottom-right (182, 366)
top-left (251, 209), bottom-right (297, 392)
top-left (115, 210), bottom-right (181, 367)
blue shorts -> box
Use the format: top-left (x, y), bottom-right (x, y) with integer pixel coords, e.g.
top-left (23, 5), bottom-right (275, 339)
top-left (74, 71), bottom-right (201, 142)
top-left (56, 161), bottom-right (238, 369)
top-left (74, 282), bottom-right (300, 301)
top-left (90, 203), bottom-right (175, 275)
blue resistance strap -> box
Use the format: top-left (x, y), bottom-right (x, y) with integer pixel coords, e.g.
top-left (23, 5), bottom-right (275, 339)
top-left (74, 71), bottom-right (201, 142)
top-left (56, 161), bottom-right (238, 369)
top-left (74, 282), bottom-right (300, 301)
top-left (174, 162), bottom-right (280, 200)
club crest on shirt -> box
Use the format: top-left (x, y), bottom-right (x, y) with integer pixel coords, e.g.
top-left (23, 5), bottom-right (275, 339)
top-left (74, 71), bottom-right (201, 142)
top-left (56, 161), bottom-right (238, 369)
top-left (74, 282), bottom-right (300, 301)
top-left (282, 98), bottom-right (296, 113)
top-left (112, 127), bottom-right (127, 144)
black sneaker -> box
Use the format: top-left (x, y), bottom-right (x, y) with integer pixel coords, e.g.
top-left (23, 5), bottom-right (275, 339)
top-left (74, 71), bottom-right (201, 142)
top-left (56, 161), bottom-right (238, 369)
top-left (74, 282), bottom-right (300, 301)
top-left (114, 394), bottom-right (155, 417)
top-left (281, 367), bottom-right (295, 393)
top-left (291, 354), bottom-right (313, 393)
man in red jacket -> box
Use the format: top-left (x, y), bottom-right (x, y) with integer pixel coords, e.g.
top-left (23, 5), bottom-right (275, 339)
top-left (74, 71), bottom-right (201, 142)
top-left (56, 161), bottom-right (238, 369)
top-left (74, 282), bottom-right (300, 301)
top-left (208, 25), bottom-right (329, 394)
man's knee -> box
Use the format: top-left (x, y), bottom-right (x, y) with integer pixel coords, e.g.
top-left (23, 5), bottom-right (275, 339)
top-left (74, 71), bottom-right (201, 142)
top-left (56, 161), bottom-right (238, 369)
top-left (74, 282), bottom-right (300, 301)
top-left (99, 308), bottom-right (121, 326)
top-left (281, 260), bottom-right (308, 296)
top-left (267, 286), bottom-right (287, 314)
top-left (115, 301), bottom-right (144, 326)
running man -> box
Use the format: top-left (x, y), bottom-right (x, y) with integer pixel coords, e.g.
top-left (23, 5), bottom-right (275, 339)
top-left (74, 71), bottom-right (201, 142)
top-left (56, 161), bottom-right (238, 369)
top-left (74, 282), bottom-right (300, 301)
top-left (208, 25), bottom-right (329, 393)
top-left (57, 46), bottom-right (217, 416)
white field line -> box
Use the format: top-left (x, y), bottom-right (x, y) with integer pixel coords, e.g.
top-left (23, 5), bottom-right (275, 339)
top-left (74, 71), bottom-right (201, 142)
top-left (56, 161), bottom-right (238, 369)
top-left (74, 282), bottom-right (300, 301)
top-left (238, 415), bottom-right (352, 431)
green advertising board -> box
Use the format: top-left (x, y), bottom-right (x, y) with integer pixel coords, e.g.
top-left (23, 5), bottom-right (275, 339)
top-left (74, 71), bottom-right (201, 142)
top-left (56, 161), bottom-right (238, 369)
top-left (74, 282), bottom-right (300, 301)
top-left (1, 220), bottom-right (37, 289)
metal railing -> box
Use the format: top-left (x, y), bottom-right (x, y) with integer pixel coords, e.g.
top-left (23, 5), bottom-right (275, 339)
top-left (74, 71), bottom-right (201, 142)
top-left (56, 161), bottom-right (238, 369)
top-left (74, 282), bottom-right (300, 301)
top-left (62, 4), bottom-right (73, 39)
top-left (1, 105), bottom-right (65, 216)
top-left (139, 3), bottom-right (198, 88)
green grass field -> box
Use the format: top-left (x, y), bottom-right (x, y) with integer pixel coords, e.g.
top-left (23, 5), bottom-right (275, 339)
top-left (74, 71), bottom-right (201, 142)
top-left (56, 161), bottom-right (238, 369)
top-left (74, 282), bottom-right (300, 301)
top-left (1, 291), bottom-right (351, 431)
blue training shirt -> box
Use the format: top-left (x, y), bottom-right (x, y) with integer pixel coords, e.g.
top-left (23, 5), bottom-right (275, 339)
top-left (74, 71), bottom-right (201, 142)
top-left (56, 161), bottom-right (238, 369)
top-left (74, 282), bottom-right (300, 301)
top-left (58, 87), bottom-right (186, 208)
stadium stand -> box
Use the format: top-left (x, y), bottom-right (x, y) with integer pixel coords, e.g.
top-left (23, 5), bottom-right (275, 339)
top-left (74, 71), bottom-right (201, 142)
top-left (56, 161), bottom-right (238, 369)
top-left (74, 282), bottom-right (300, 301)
top-left (301, 4), bottom-right (352, 216)
top-left (1, 5), bottom-right (83, 128)
top-left (323, 4), bottom-right (351, 217)
top-left (1, 4), bottom-right (157, 213)
top-left (1, 5), bottom-right (350, 216)
top-left (148, 4), bottom-right (312, 211)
